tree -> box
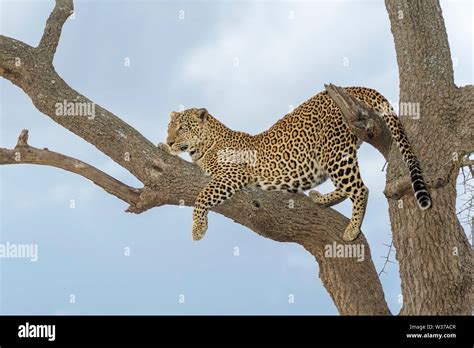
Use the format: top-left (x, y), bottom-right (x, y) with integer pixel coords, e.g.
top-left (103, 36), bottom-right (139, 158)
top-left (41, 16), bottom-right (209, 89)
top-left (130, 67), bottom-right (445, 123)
top-left (0, 0), bottom-right (471, 315)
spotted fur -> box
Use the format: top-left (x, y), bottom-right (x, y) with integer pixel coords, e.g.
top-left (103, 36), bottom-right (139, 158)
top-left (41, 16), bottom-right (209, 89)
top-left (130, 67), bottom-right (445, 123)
top-left (163, 87), bottom-right (431, 241)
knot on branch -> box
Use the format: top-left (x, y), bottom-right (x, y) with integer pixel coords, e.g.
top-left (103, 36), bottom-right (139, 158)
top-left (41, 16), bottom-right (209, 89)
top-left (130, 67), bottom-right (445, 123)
top-left (126, 186), bottom-right (163, 214)
top-left (354, 115), bottom-right (375, 138)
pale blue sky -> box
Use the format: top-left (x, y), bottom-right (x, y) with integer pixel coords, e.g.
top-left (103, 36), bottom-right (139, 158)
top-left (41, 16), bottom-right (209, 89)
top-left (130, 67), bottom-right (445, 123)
top-left (0, 0), bottom-right (472, 314)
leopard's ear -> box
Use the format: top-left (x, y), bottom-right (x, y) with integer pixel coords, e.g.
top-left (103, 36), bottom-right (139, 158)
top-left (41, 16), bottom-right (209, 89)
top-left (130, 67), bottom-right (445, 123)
top-left (169, 111), bottom-right (180, 119)
top-left (196, 108), bottom-right (208, 123)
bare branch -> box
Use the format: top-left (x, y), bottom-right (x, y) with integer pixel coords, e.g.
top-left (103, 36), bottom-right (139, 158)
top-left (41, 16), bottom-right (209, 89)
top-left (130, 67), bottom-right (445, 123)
top-left (457, 164), bottom-right (474, 227)
top-left (461, 159), bottom-right (474, 168)
top-left (0, 129), bottom-right (141, 206)
top-left (37, 0), bottom-right (74, 61)
top-left (378, 239), bottom-right (394, 277)
top-left (0, 31), bottom-right (167, 185)
top-left (325, 84), bottom-right (392, 159)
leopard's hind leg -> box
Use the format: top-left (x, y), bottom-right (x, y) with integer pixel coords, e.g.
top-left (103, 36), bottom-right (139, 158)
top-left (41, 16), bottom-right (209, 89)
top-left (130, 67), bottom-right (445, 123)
top-left (309, 188), bottom-right (347, 207)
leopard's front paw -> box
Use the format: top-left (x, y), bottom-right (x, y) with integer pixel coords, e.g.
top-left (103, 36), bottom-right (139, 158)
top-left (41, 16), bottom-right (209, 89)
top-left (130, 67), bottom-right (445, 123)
top-left (192, 217), bottom-right (208, 241)
top-left (343, 223), bottom-right (361, 242)
top-left (157, 142), bottom-right (171, 153)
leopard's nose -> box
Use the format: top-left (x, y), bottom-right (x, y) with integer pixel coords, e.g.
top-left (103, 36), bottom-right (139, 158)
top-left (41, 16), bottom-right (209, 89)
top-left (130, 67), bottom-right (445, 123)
top-left (167, 141), bottom-right (175, 147)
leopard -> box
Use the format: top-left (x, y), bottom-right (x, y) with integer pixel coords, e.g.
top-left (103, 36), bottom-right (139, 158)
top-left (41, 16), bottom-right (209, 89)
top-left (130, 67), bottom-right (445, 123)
top-left (162, 87), bottom-right (431, 242)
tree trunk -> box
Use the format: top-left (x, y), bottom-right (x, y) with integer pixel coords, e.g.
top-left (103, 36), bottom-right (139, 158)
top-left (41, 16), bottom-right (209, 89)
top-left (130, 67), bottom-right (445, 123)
top-left (385, 0), bottom-right (473, 315)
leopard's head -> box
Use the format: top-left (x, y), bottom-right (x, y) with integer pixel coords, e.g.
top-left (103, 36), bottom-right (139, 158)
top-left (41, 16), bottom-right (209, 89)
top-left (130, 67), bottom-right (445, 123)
top-left (166, 108), bottom-right (209, 155)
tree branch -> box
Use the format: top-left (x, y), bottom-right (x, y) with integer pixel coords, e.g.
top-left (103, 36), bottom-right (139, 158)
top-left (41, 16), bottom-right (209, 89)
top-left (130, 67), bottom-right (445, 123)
top-left (0, 129), bottom-right (141, 206)
top-left (37, 0), bottom-right (74, 61)
top-left (462, 160), bottom-right (474, 168)
top-left (0, 32), bottom-right (167, 185)
top-left (384, 152), bottom-right (474, 201)
top-left (384, 162), bottom-right (458, 200)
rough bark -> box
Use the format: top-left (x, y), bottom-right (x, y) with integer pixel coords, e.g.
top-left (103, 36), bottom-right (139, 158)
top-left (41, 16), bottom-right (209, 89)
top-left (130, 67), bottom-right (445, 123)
top-left (0, 0), bottom-right (391, 315)
top-left (385, 0), bottom-right (472, 314)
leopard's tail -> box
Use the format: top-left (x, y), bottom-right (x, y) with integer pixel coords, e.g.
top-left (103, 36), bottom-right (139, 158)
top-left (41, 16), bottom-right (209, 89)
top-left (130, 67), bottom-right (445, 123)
top-left (345, 87), bottom-right (431, 209)
top-left (382, 108), bottom-right (432, 210)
